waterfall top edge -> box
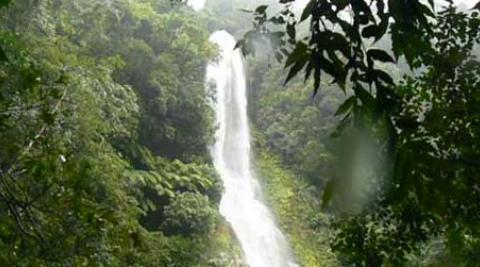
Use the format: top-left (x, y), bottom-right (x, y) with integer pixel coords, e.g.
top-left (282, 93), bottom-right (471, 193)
top-left (209, 30), bottom-right (237, 52)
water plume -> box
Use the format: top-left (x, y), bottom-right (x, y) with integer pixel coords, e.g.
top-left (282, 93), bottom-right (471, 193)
top-left (207, 30), bottom-right (297, 267)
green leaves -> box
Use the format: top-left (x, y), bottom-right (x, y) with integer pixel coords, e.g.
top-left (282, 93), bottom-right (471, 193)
top-left (285, 44), bottom-right (307, 68)
top-left (0, 1), bottom-right (223, 265)
top-left (162, 192), bottom-right (217, 236)
top-left (240, 1), bottom-right (480, 266)
top-left (285, 42), bottom-right (309, 84)
top-left (237, 0), bottom-right (407, 125)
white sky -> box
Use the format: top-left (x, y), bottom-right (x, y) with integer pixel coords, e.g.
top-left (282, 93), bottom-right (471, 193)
top-left (187, 0), bottom-right (206, 11)
top-left (439, 0), bottom-right (477, 8)
top-left (454, 0), bottom-right (478, 7)
top-left (188, 0), bottom-right (478, 11)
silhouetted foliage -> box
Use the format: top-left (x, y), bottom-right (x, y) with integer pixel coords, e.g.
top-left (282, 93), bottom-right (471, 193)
top-left (240, 0), bottom-right (480, 265)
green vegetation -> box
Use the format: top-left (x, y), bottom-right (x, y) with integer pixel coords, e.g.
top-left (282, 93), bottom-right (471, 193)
top-left (250, 64), bottom-right (341, 186)
top-left (162, 192), bottom-right (218, 235)
top-left (1, 0), bottom-right (480, 266)
top-left (254, 148), bottom-right (337, 267)
top-left (0, 0), bottom-right (240, 265)
top-left (245, 33), bottom-right (343, 265)
top-left (241, 0), bottom-right (480, 266)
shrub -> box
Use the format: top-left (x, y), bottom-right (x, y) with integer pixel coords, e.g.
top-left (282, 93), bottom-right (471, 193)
top-left (162, 192), bottom-right (217, 235)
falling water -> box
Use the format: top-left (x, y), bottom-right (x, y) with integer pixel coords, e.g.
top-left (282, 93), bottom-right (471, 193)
top-left (207, 30), bottom-right (297, 267)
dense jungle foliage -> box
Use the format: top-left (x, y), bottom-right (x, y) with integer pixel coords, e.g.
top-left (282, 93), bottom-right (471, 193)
top-left (1, 0), bottom-right (480, 266)
top-left (0, 0), bottom-right (244, 265)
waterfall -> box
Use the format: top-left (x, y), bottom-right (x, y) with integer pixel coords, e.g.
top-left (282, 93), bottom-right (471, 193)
top-left (207, 30), bottom-right (297, 267)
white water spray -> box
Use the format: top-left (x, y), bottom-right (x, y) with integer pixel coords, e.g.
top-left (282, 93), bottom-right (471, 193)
top-left (187, 0), bottom-right (205, 11)
top-left (207, 30), bottom-right (297, 267)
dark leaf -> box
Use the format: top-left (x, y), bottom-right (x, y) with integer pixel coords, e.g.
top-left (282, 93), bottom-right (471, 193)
top-left (335, 0), bottom-right (349, 11)
top-left (42, 112), bottom-right (55, 125)
top-left (285, 56), bottom-right (308, 84)
top-left (285, 42), bottom-right (308, 67)
top-left (255, 5), bottom-right (268, 14)
top-left (376, 0), bottom-right (386, 15)
top-left (330, 32), bottom-right (350, 57)
top-left (313, 68), bottom-right (321, 95)
top-left (354, 86), bottom-right (376, 109)
top-left (367, 49), bottom-right (395, 63)
top-left (305, 61), bottom-right (313, 81)
top-left (301, 0), bottom-right (314, 22)
top-left (388, 0), bottom-right (403, 20)
top-left (418, 2), bottom-right (434, 18)
top-left (322, 180), bottom-right (335, 209)
top-left (474, 1), bottom-right (480, 10)
top-left (362, 25), bottom-right (379, 39)
top-left (287, 23), bottom-right (296, 40)
top-left (316, 56), bottom-right (338, 79)
top-left (396, 117), bottom-right (419, 131)
top-left (376, 20), bottom-right (389, 42)
top-left (0, 47), bottom-right (7, 62)
top-left (269, 16), bottom-right (286, 24)
top-left (374, 69), bottom-right (394, 84)
top-left (335, 96), bottom-right (356, 116)
top-left (0, 0), bottom-right (9, 8)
